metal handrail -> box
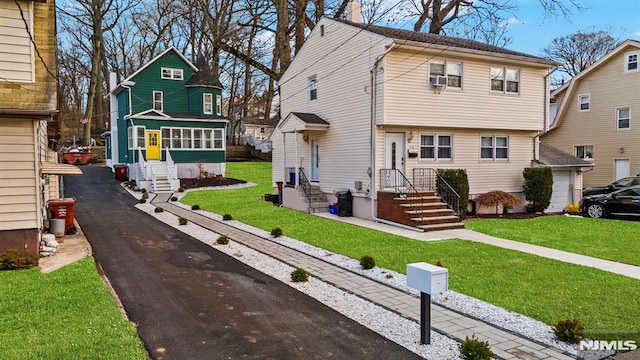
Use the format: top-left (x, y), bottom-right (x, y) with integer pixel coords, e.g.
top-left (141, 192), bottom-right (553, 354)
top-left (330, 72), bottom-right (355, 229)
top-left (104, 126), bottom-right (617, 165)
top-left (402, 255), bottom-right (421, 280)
top-left (413, 168), bottom-right (461, 220)
top-left (298, 167), bottom-right (312, 205)
top-left (379, 168), bottom-right (425, 227)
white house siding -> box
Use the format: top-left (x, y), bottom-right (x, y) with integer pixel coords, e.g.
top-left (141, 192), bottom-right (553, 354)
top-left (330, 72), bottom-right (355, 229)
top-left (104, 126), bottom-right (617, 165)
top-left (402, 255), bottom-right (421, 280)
top-left (274, 18), bottom-right (390, 194)
top-left (0, 0), bottom-right (33, 82)
top-left (375, 127), bottom-right (536, 195)
top-left (0, 119), bottom-right (39, 231)
top-left (382, 48), bottom-right (548, 131)
top-left (543, 45), bottom-right (640, 186)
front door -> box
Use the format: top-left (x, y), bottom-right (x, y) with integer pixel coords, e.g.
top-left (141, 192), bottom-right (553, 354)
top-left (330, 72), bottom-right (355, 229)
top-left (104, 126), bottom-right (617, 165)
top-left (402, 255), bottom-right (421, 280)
top-left (146, 130), bottom-right (161, 160)
top-left (383, 132), bottom-right (406, 188)
top-left (615, 159), bottom-right (630, 180)
top-left (311, 139), bottom-right (320, 182)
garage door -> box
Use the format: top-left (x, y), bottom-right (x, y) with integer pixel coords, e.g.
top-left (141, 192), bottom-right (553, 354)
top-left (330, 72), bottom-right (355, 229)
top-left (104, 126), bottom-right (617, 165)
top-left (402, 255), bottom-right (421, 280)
top-left (548, 170), bottom-right (571, 213)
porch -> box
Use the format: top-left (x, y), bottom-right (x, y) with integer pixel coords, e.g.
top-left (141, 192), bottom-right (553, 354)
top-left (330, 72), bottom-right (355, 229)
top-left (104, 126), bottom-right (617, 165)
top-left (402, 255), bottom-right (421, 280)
top-left (129, 149), bottom-right (180, 193)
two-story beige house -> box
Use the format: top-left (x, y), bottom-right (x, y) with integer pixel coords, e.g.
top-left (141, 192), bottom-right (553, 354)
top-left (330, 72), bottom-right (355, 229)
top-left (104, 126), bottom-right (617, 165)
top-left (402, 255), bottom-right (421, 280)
top-left (0, 0), bottom-right (80, 256)
top-left (542, 40), bottom-right (640, 188)
top-left (272, 12), bottom-right (559, 230)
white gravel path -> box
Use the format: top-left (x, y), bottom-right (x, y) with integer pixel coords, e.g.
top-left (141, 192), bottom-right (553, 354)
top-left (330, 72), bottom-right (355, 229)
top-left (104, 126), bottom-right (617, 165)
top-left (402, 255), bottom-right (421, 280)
top-left (128, 186), bottom-right (579, 357)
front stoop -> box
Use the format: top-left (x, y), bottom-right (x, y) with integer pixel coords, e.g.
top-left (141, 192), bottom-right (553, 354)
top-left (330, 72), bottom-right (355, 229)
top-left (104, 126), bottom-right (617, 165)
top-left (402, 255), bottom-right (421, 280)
top-left (377, 191), bottom-right (464, 231)
top-left (305, 186), bottom-right (330, 213)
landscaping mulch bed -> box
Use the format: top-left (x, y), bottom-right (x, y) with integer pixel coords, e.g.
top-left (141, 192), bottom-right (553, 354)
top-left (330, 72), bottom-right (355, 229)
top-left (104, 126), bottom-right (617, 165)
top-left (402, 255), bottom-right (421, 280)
top-left (180, 176), bottom-right (246, 190)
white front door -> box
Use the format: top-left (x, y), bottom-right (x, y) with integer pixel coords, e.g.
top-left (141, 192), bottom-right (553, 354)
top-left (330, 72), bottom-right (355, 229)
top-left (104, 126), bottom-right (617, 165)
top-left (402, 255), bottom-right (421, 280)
top-left (311, 139), bottom-right (320, 182)
top-left (383, 132), bottom-right (406, 188)
top-left (615, 159), bottom-right (630, 180)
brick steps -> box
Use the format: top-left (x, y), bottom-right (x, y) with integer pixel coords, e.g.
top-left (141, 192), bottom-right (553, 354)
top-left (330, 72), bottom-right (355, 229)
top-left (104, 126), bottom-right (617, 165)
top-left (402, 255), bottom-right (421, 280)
top-left (378, 191), bottom-right (462, 231)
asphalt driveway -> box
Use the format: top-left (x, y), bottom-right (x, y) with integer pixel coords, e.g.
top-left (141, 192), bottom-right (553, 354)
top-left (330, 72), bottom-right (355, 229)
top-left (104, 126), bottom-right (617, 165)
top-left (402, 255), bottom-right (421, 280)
top-left (66, 166), bottom-right (421, 360)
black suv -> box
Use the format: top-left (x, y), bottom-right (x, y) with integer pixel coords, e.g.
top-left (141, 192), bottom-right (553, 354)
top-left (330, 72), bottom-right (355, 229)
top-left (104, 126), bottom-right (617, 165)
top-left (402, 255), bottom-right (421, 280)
top-left (582, 176), bottom-right (640, 196)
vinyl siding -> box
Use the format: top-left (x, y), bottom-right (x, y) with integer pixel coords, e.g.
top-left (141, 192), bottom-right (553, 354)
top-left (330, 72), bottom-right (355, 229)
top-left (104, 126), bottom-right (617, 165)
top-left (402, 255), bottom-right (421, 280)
top-left (0, 0), bottom-right (33, 82)
top-left (383, 49), bottom-right (548, 131)
top-left (543, 46), bottom-right (640, 186)
top-left (0, 119), bottom-right (38, 230)
top-left (274, 18), bottom-right (389, 192)
top-left (375, 126), bottom-right (535, 195)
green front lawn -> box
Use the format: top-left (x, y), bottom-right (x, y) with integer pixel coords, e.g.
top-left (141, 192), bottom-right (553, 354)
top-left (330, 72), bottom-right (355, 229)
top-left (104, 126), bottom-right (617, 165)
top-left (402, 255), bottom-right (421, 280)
top-left (0, 258), bottom-right (148, 359)
top-left (465, 216), bottom-right (640, 266)
top-left (182, 162), bottom-right (640, 341)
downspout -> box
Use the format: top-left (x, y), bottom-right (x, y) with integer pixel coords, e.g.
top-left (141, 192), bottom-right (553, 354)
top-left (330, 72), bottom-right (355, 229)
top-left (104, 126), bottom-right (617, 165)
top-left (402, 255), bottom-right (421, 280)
top-left (369, 44), bottom-right (421, 232)
top-left (121, 82), bottom-right (134, 165)
top-left (534, 66), bottom-right (558, 161)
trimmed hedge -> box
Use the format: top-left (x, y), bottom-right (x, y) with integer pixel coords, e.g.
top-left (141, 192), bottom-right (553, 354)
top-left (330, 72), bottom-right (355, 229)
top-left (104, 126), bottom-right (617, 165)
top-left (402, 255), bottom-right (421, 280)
top-left (523, 167), bottom-right (553, 212)
top-left (437, 169), bottom-right (469, 216)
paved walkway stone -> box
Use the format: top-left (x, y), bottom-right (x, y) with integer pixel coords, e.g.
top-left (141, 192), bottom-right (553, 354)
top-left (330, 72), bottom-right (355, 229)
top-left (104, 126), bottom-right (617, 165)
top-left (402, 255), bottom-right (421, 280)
top-left (152, 197), bottom-right (577, 360)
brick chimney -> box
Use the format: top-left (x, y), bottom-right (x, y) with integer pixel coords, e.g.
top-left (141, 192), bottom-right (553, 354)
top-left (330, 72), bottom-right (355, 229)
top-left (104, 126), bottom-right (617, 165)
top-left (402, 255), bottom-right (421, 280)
top-left (347, 0), bottom-right (361, 23)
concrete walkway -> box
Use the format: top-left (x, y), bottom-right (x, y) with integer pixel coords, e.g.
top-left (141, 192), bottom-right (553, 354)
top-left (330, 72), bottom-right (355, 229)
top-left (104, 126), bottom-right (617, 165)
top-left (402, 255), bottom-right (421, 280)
top-left (313, 213), bottom-right (640, 281)
top-left (152, 193), bottom-right (575, 360)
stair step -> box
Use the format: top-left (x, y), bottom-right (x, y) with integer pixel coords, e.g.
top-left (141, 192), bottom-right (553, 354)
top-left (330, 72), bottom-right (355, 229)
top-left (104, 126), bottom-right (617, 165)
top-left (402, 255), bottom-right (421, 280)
top-left (405, 209), bottom-right (455, 215)
top-left (395, 196), bottom-right (441, 202)
top-left (410, 215), bottom-right (459, 222)
top-left (418, 222), bottom-right (465, 231)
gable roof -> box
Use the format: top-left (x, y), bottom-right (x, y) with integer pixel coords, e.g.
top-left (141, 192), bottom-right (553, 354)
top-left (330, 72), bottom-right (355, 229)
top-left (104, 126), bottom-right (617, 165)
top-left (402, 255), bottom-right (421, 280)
top-left (185, 56), bottom-right (224, 89)
top-left (113, 47), bottom-right (198, 94)
top-left (278, 112), bottom-right (330, 133)
top-left (536, 143), bottom-right (595, 168)
top-left (550, 39), bottom-right (640, 129)
top-left (332, 18), bottom-right (558, 66)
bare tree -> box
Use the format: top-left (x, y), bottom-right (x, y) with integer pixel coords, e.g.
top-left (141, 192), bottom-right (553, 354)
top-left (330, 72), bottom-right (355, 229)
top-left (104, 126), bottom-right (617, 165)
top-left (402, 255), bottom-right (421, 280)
top-left (542, 30), bottom-right (619, 78)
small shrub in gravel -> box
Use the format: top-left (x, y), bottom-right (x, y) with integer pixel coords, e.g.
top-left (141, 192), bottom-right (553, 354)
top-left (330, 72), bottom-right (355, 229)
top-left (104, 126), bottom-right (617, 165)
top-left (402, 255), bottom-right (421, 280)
top-left (360, 255), bottom-right (376, 269)
top-left (216, 235), bottom-right (229, 245)
top-left (222, 214), bottom-right (233, 221)
top-left (139, 198), bottom-right (147, 204)
top-left (170, 196), bottom-right (178, 201)
top-left (553, 319), bottom-right (584, 344)
top-left (140, 188), bottom-right (147, 193)
top-left (291, 268), bottom-right (309, 282)
top-left (459, 334), bottom-right (494, 360)
top-left (179, 217), bottom-right (188, 225)
top-left (178, 187), bottom-right (184, 192)
top-left (0, 249), bottom-right (38, 270)
top-left (154, 207), bottom-right (164, 213)
top-left (191, 204), bottom-right (200, 210)
top-left (141, 192), bottom-right (149, 200)
top-left (271, 226), bottom-right (283, 237)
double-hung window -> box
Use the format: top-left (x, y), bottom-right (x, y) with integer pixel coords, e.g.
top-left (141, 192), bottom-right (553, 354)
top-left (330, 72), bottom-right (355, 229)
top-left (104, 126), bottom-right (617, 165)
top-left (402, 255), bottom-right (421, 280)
top-left (203, 93), bottom-right (213, 114)
top-left (575, 145), bottom-right (594, 160)
top-left (216, 95), bottom-right (222, 116)
top-left (491, 67), bottom-right (519, 94)
top-left (429, 60), bottom-right (462, 88)
top-left (309, 77), bottom-right (317, 101)
top-left (617, 107), bottom-right (630, 130)
top-left (153, 91), bottom-right (163, 111)
top-left (161, 67), bottom-right (183, 80)
top-left (480, 136), bottom-right (509, 160)
top-left (578, 94), bottom-right (590, 112)
top-left (420, 134), bottom-right (452, 161)
top-left (627, 53), bottom-right (638, 72)
top-left (127, 126), bottom-right (145, 149)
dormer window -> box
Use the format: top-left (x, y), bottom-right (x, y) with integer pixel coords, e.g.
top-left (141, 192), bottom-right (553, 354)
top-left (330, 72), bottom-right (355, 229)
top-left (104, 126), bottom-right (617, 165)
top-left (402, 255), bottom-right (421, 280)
top-left (153, 91), bottom-right (163, 111)
top-left (627, 53), bottom-right (638, 72)
top-left (161, 67), bottom-right (183, 80)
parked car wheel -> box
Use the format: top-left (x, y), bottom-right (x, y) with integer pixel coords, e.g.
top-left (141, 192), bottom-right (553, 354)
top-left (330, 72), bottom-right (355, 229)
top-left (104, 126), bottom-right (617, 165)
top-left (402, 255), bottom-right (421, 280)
top-left (587, 204), bottom-right (605, 218)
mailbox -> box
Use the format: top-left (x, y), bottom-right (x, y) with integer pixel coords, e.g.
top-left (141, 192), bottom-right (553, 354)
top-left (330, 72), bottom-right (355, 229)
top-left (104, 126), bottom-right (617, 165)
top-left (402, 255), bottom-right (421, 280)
top-left (407, 262), bottom-right (448, 294)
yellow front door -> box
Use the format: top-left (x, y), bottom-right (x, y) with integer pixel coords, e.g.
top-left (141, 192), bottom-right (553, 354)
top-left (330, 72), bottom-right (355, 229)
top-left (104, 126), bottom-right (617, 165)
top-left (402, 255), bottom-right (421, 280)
top-left (146, 131), bottom-right (161, 160)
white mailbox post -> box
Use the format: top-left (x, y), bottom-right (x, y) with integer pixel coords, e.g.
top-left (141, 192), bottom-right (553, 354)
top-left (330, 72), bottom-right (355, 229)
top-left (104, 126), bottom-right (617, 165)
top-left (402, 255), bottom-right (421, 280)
top-left (407, 262), bottom-right (449, 345)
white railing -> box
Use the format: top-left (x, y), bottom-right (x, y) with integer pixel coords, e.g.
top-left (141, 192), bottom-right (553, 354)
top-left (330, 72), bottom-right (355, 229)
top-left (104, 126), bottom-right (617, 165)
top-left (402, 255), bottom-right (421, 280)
top-left (137, 149), bottom-right (146, 181)
top-left (165, 149), bottom-right (177, 180)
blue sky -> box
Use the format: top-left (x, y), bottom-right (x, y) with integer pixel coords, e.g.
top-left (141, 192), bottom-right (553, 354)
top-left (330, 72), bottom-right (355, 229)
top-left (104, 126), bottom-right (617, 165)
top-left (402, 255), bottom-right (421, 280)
top-left (506, 0), bottom-right (640, 56)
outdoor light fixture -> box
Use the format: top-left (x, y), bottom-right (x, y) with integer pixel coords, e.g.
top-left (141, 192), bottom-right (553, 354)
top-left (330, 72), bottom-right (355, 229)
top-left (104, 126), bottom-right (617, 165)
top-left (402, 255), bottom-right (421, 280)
top-left (619, 146), bottom-right (625, 154)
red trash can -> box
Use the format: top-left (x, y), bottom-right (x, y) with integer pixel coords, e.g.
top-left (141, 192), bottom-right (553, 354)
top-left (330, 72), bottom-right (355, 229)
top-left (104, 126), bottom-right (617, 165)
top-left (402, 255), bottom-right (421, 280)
top-left (114, 164), bottom-right (128, 181)
top-left (48, 198), bottom-right (77, 235)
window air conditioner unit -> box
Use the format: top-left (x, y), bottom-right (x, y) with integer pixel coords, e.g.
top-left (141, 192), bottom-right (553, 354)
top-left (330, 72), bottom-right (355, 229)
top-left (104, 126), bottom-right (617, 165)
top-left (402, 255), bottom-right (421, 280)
top-left (429, 75), bottom-right (447, 87)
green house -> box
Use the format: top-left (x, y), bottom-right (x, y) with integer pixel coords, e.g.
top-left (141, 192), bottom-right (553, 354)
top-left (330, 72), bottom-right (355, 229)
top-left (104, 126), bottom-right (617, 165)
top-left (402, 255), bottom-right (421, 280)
top-left (106, 47), bottom-right (227, 192)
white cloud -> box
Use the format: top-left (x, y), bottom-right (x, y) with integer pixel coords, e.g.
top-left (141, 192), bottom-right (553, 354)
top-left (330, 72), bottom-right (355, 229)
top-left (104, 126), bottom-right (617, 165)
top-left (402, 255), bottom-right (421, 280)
top-left (633, 31), bottom-right (640, 36)
top-left (506, 17), bottom-right (521, 25)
